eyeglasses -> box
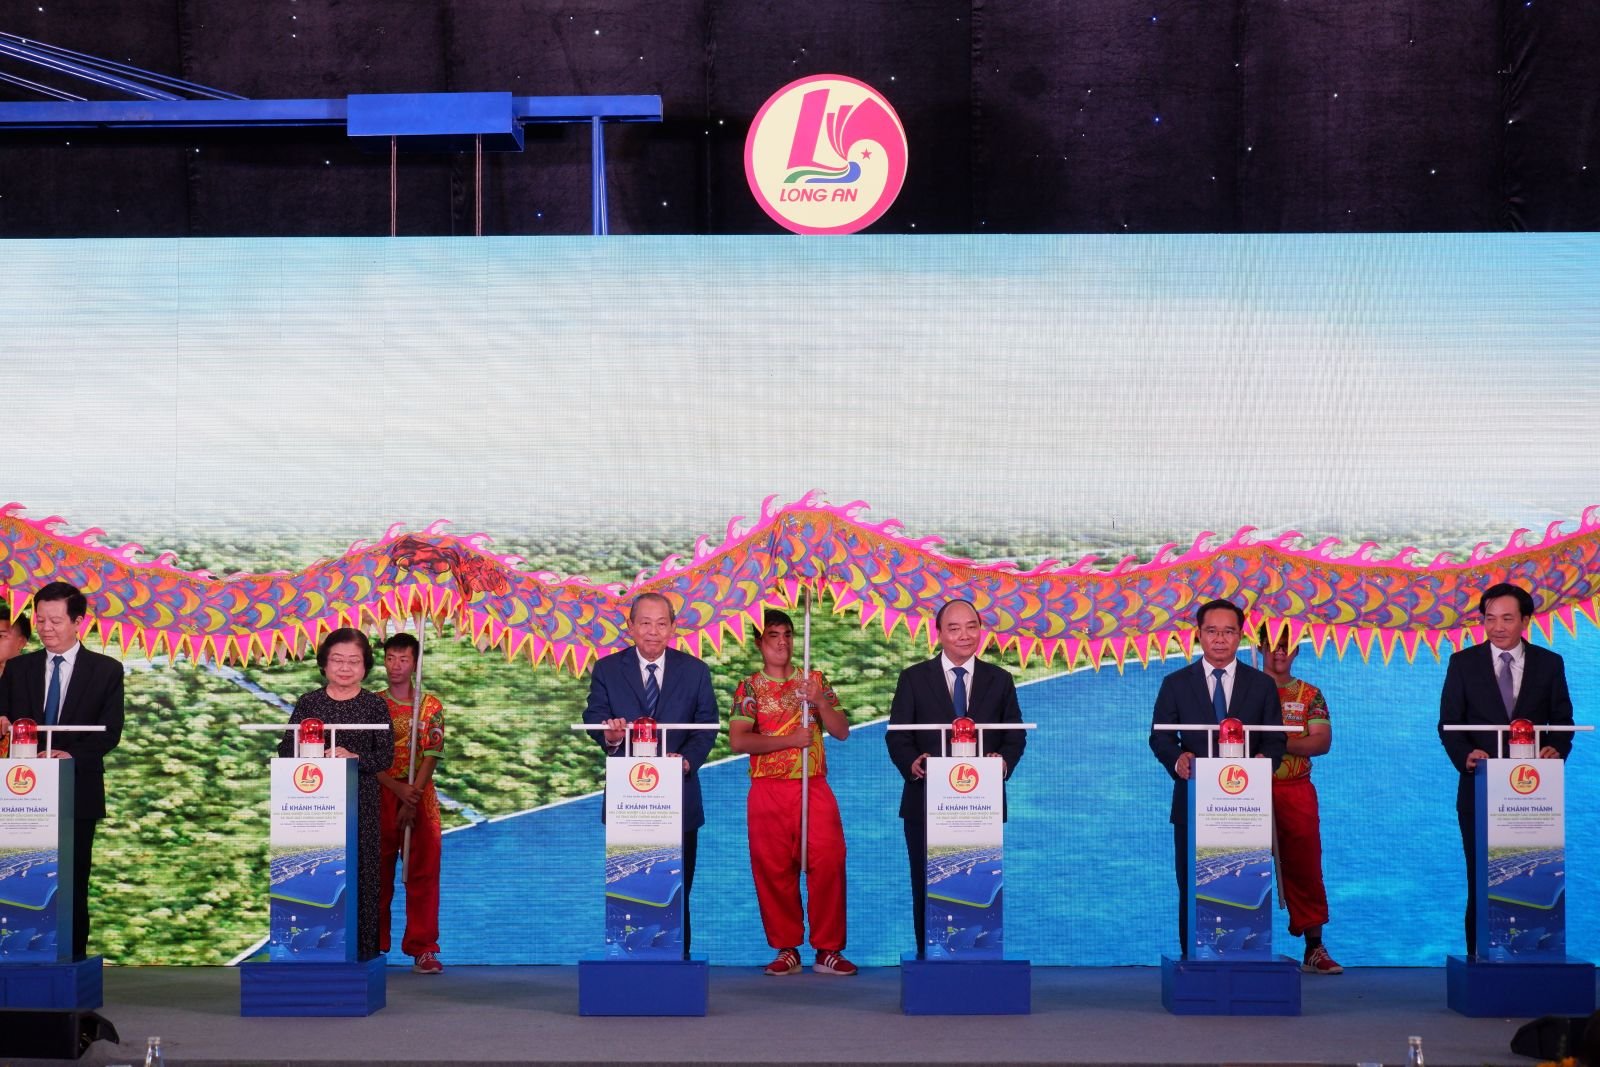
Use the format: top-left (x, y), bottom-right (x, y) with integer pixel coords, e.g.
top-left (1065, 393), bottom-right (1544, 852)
top-left (1201, 627), bottom-right (1240, 639)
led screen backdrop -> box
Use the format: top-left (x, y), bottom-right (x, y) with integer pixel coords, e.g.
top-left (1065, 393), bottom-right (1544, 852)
top-left (2, 234), bottom-right (1597, 967)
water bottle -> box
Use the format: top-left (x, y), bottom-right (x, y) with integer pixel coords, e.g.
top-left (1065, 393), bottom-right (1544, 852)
top-left (1406, 1035), bottom-right (1424, 1067)
top-left (144, 1036), bottom-right (165, 1067)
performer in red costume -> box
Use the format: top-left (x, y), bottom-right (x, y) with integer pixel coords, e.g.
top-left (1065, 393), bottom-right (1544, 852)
top-left (376, 632), bottom-right (446, 975)
top-left (730, 609), bottom-right (855, 977)
top-left (1259, 627), bottom-right (1341, 975)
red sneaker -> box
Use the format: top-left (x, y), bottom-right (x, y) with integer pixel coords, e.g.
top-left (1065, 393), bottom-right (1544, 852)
top-left (413, 951), bottom-right (444, 974)
top-left (812, 950), bottom-right (857, 976)
top-left (763, 948), bottom-right (801, 976)
top-left (1301, 945), bottom-right (1343, 975)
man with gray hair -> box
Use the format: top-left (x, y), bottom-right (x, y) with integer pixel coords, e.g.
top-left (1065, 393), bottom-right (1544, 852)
top-left (583, 592), bottom-right (719, 954)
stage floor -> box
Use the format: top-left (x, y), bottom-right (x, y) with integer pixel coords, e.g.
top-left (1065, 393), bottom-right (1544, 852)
top-left (34, 965), bottom-right (1587, 1066)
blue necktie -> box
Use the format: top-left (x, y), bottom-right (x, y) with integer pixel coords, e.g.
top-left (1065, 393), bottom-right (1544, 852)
top-left (951, 665), bottom-right (968, 717)
top-left (44, 654), bottom-right (65, 726)
top-left (643, 662), bottom-right (659, 717)
top-left (1211, 667), bottom-right (1228, 722)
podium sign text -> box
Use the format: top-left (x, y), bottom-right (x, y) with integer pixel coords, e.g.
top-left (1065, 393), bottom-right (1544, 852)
top-left (0, 758), bottom-right (73, 961)
top-left (603, 757), bottom-right (684, 958)
top-left (1188, 757), bottom-right (1273, 960)
top-left (924, 755), bottom-right (1004, 960)
top-left (1476, 757), bottom-right (1566, 960)
top-left (267, 757), bottom-right (358, 962)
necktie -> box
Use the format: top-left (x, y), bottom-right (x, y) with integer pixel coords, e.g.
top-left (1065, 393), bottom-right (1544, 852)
top-left (951, 666), bottom-right (968, 717)
top-left (644, 662), bottom-right (660, 717)
top-left (1211, 667), bottom-right (1228, 722)
top-left (1497, 651), bottom-right (1516, 717)
top-left (44, 654), bottom-right (65, 726)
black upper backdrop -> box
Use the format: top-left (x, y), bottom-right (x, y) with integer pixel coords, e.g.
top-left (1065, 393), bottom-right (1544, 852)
top-left (1, 1), bottom-right (1596, 236)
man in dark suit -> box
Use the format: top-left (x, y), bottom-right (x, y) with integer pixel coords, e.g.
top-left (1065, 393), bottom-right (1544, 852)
top-left (886, 599), bottom-right (1026, 955)
top-left (582, 592), bottom-right (719, 953)
top-left (1437, 581), bottom-right (1572, 957)
top-left (0, 582), bottom-right (125, 960)
top-left (1149, 598), bottom-right (1285, 957)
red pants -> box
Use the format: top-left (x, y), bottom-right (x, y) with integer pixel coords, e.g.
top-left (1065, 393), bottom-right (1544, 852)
top-left (1272, 776), bottom-right (1329, 936)
top-left (747, 777), bottom-right (847, 951)
top-left (378, 788), bottom-right (441, 957)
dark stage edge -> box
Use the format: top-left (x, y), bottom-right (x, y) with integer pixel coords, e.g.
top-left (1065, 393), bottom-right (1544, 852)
top-left (17, 965), bottom-right (1595, 1067)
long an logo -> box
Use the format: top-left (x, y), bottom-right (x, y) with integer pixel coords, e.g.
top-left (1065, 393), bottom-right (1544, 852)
top-left (629, 762), bottom-right (661, 793)
top-left (4, 765), bottom-right (37, 796)
top-left (745, 75), bottom-right (908, 235)
top-left (293, 763), bottom-right (324, 793)
top-left (949, 762), bottom-right (980, 794)
top-left (1509, 764), bottom-right (1541, 795)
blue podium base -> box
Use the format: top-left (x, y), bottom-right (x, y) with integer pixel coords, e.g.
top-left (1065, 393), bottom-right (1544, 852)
top-left (1161, 954), bottom-right (1301, 1015)
top-left (1446, 955), bottom-right (1597, 1017)
top-left (578, 952), bottom-right (708, 1016)
top-left (899, 952), bottom-right (1031, 1015)
top-left (0, 957), bottom-right (103, 1010)
top-left (239, 956), bottom-right (387, 1017)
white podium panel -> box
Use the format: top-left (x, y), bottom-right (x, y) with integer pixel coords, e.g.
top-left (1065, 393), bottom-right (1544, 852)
top-left (1476, 757), bottom-right (1566, 960)
top-left (0, 758), bottom-right (73, 962)
top-left (924, 756), bottom-right (1004, 960)
top-left (267, 757), bottom-right (358, 962)
top-left (602, 756), bottom-right (684, 959)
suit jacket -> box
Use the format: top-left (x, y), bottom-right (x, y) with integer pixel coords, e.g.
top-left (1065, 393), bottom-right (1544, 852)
top-left (1438, 641), bottom-right (1573, 812)
top-left (886, 655), bottom-right (1026, 821)
top-left (582, 645), bottom-right (719, 829)
top-left (1148, 658), bottom-right (1285, 825)
top-left (0, 645), bottom-right (125, 820)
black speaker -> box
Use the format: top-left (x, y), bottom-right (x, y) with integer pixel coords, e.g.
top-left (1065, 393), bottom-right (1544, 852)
top-left (0, 1009), bottom-right (119, 1059)
top-left (1510, 1013), bottom-right (1588, 1061)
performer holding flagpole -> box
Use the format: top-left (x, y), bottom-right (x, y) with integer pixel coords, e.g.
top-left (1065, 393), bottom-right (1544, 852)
top-left (376, 630), bottom-right (446, 974)
top-left (729, 606), bottom-right (855, 976)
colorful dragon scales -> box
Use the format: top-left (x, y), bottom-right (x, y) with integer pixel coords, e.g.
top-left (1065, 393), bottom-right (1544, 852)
top-left (3, 494), bottom-right (1598, 672)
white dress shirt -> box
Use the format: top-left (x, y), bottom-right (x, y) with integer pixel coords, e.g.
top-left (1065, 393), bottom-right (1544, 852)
top-left (1493, 641), bottom-right (1525, 704)
top-left (42, 641), bottom-right (83, 717)
top-left (940, 652), bottom-right (976, 714)
top-left (1203, 657), bottom-right (1237, 712)
top-left (636, 649), bottom-right (666, 692)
